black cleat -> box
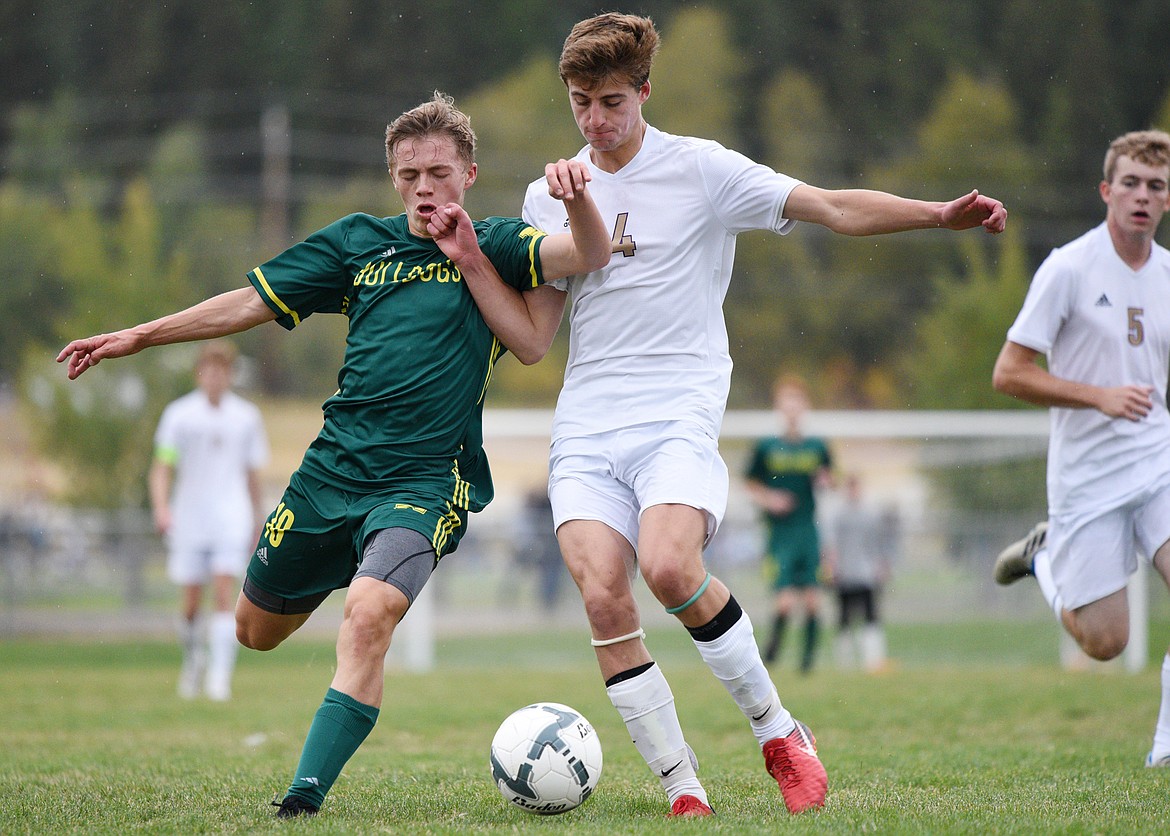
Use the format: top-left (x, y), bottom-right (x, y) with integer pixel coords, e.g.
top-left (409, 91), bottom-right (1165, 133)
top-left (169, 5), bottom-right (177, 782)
top-left (273, 795), bottom-right (319, 819)
top-left (993, 521), bottom-right (1047, 586)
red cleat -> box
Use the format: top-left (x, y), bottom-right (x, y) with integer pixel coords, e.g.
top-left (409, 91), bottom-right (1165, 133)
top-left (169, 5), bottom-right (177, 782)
top-left (762, 720), bottom-right (827, 814)
top-left (669, 794), bottom-right (714, 817)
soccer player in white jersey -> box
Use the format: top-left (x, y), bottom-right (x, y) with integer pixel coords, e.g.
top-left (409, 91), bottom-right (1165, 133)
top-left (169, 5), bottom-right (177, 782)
top-left (992, 130), bottom-right (1170, 766)
top-left (476, 13), bottom-right (1006, 817)
top-left (149, 340), bottom-right (269, 701)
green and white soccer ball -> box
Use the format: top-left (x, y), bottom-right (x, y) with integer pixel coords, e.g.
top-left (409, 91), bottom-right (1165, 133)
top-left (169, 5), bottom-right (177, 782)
top-left (489, 702), bottom-right (603, 815)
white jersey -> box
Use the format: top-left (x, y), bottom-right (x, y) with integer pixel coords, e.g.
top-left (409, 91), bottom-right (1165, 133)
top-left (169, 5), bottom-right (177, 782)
top-left (523, 125), bottom-right (802, 440)
top-left (1007, 222), bottom-right (1170, 515)
top-left (154, 389), bottom-right (269, 547)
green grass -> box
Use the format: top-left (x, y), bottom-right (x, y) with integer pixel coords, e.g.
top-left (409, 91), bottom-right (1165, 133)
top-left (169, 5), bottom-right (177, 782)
top-left (3, 624), bottom-right (1170, 834)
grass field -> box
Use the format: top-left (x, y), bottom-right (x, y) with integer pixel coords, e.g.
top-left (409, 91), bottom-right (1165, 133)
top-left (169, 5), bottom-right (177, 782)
top-left (3, 623), bottom-right (1170, 834)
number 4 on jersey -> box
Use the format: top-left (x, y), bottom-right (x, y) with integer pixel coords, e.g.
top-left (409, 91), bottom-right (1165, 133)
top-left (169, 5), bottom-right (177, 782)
top-left (610, 213), bottom-right (636, 258)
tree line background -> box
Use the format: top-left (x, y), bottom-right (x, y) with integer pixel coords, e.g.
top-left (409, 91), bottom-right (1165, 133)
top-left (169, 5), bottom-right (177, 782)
top-left (2, 0), bottom-right (1169, 503)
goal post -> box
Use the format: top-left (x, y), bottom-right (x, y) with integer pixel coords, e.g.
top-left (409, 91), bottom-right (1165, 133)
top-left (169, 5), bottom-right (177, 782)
top-left (386, 406), bottom-right (1151, 673)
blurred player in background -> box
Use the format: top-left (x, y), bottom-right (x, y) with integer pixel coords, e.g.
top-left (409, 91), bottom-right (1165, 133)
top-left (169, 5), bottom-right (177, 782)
top-left (149, 340), bottom-right (268, 701)
top-left (823, 473), bottom-right (897, 673)
top-left (992, 129), bottom-right (1170, 767)
top-left (513, 486), bottom-right (567, 614)
top-left (745, 373), bottom-right (833, 675)
top-left (466, 12), bottom-right (1006, 817)
top-left (58, 92), bottom-right (610, 819)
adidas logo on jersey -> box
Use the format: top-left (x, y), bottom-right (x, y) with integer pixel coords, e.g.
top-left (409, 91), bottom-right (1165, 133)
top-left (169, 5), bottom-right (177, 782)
top-left (1095, 294), bottom-right (1112, 307)
top-left (379, 247), bottom-right (397, 258)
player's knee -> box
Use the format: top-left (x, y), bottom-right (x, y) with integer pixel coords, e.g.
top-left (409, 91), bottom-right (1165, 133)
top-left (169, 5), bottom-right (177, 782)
top-left (1075, 626), bottom-right (1127, 661)
top-left (236, 619), bottom-right (283, 652)
top-left (579, 585), bottom-right (636, 635)
top-left (640, 560), bottom-right (696, 606)
top-left (343, 598), bottom-right (401, 657)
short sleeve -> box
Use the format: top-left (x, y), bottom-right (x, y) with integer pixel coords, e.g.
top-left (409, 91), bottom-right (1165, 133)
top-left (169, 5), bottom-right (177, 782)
top-left (479, 216), bottom-right (547, 291)
top-left (247, 216), bottom-right (356, 330)
top-left (697, 143), bottom-right (803, 236)
top-left (522, 182), bottom-right (572, 292)
top-left (1006, 251), bottom-right (1072, 355)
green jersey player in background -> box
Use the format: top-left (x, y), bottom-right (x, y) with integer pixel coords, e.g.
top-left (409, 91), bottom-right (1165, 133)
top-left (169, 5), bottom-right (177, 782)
top-left (57, 91), bottom-right (610, 818)
top-left (745, 374), bottom-right (833, 675)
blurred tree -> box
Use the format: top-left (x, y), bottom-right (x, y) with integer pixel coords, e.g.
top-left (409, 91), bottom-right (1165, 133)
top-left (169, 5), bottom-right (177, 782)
top-left (4, 93), bottom-right (90, 194)
top-left (0, 187), bottom-right (60, 385)
top-left (758, 68), bottom-right (846, 187)
top-left (725, 66), bottom-right (840, 407)
top-left (897, 224), bottom-right (1047, 516)
top-left (726, 69), bottom-right (1031, 408)
top-left (897, 225), bottom-right (1031, 410)
top-left (461, 54), bottom-right (583, 215)
top-left (5, 0), bottom-right (1170, 422)
top-left (643, 6), bottom-right (741, 148)
top-left (22, 179), bottom-right (193, 507)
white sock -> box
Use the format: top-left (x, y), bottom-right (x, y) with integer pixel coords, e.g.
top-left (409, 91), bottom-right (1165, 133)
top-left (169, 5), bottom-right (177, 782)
top-left (834, 631), bottom-right (856, 669)
top-left (1152, 653), bottom-right (1170, 758)
top-left (861, 624), bottom-right (887, 672)
top-left (690, 610), bottom-right (794, 744)
top-left (206, 611), bottom-right (238, 697)
top-left (177, 615), bottom-right (202, 656)
top-left (1032, 547), bottom-right (1065, 620)
top-left (176, 615), bottom-right (206, 698)
top-left (606, 664), bottom-right (707, 806)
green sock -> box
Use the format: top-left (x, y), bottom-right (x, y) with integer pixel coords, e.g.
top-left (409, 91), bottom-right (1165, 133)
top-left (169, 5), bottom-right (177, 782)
top-left (801, 615), bottom-right (820, 672)
top-left (285, 688), bottom-right (379, 808)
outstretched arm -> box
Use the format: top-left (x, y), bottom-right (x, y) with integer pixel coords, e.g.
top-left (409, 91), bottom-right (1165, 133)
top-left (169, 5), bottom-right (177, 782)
top-left (783, 185), bottom-right (1007, 236)
top-left (56, 286), bottom-right (276, 379)
top-left (992, 339), bottom-right (1154, 421)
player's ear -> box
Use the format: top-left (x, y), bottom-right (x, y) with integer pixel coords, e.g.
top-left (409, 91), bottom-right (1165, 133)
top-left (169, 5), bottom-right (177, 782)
top-left (464, 162), bottom-right (478, 190)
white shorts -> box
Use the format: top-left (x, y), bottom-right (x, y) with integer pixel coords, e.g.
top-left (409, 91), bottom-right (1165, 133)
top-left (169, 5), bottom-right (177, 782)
top-left (547, 421), bottom-right (729, 551)
top-left (1049, 477), bottom-right (1170, 611)
top-left (167, 538), bottom-right (252, 585)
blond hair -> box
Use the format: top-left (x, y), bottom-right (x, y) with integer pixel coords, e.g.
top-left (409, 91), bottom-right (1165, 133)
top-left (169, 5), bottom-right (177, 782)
top-left (558, 13), bottom-right (660, 90)
top-left (1103, 130), bottom-right (1170, 183)
top-left (385, 91), bottom-right (477, 172)
top-left (197, 340), bottom-right (237, 370)
top-left (772, 372), bottom-right (809, 398)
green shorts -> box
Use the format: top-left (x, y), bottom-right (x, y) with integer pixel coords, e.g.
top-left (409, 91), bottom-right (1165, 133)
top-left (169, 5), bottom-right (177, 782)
top-left (244, 469), bottom-right (469, 613)
top-left (765, 521), bottom-right (821, 590)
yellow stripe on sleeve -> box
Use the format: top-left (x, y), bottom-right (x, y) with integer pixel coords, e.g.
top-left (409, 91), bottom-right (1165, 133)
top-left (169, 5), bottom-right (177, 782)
top-left (522, 227), bottom-right (547, 288)
top-left (252, 267), bottom-right (301, 327)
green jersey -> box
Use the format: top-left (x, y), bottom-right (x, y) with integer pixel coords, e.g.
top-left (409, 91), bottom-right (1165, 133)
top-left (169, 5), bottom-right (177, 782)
top-left (746, 435), bottom-right (831, 529)
top-left (247, 212), bottom-right (546, 511)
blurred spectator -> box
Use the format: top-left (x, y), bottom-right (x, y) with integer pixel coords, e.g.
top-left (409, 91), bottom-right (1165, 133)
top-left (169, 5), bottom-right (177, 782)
top-left (823, 473), bottom-right (898, 673)
top-left (514, 487), bottom-right (566, 614)
top-left (149, 341), bottom-right (268, 701)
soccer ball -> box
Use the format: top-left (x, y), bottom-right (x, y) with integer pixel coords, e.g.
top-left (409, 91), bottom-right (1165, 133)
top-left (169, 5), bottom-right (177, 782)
top-left (489, 702), bottom-right (603, 815)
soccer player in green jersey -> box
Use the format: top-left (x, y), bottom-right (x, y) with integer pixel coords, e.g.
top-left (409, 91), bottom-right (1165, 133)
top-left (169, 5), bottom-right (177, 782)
top-left (745, 374), bottom-right (833, 674)
top-left (57, 91), bottom-right (610, 818)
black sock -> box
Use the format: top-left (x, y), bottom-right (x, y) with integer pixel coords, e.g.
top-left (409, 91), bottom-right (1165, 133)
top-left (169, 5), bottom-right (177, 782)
top-left (685, 595), bottom-right (743, 643)
top-left (763, 613), bottom-right (787, 663)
